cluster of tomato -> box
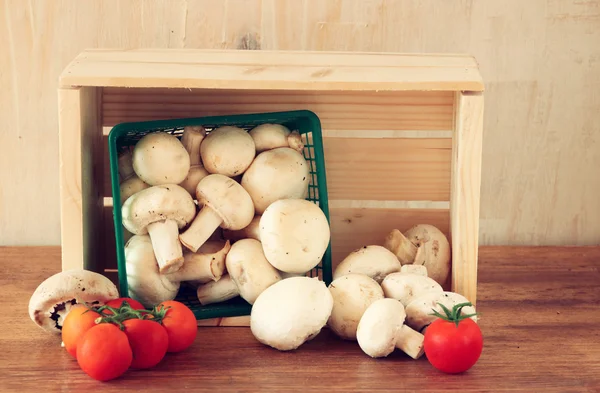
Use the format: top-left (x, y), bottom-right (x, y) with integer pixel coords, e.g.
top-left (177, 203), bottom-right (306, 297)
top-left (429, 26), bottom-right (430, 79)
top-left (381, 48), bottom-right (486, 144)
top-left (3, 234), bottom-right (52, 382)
top-left (61, 298), bottom-right (197, 381)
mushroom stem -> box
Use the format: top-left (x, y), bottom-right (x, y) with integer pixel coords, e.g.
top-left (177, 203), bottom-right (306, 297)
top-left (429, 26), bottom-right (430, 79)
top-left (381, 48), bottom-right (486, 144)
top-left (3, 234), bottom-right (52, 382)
top-left (222, 215), bottom-right (261, 242)
top-left (179, 205), bottom-right (223, 253)
top-left (196, 275), bottom-right (239, 305)
top-left (383, 229), bottom-right (418, 265)
top-left (395, 325), bottom-right (425, 360)
top-left (146, 219), bottom-right (185, 274)
top-left (287, 131), bottom-right (304, 153)
top-left (166, 240), bottom-right (230, 283)
top-left (180, 126), bottom-right (206, 166)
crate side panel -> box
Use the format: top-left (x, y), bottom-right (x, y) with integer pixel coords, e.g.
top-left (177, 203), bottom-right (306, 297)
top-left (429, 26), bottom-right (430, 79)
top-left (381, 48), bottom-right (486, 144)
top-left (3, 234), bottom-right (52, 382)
top-left (450, 91), bottom-right (484, 305)
top-left (58, 87), bottom-right (102, 272)
top-left (101, 88), bottom-right (454, 130)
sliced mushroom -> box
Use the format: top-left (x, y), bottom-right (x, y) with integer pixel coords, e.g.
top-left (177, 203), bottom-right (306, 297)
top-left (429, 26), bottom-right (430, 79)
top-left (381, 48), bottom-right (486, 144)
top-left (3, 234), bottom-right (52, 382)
top-left (259, 199), bottom-right (330, 274)
top-left (383, 224), bottom-right (451, 286)
top-left (222, 215), bottom-right (262, 242)
top-left (196, 239), bottom-right (282, 305)
top-left (125, 235), bottom-right (230, 307)
top-left (28, 269), bottom-right (119, 333)
top-left (122, 184), bottom-right (196, 274)
top-left (249, 123), bottom-right (304, 153)
top-left (405, 291), bottom-right (477, 333)
top-left (132, 132), bottom-right (191, 186)
top-left (179, 126), bottom-right (210, 197)
top-left (179, 174), bottom-right (254, 253)
top-left (333, 245), bottom-right (401, 283)
top-left (356, 298), bottom-right (424, 359)
top-left (250, 277), bottom-right (334, 351)
top-left (200, 126), bottom-right (255, 177)
top-left (381, 272), bottom-right (443, 306)
top-left (327, 273), bottom-right (384, 341)
top-left (241, 147), bottom-right (310, 214)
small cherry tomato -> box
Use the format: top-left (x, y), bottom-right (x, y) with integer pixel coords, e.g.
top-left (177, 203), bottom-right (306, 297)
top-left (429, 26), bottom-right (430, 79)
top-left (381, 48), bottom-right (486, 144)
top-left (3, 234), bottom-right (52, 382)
top-left (424, 302), bottom-right (483, 374)
top-left (77, 323), bottom-right (133, 381)
top-left (122, 319), bottom-right (169, 369)
top-left (61, 304), bottom-right (101, 358)
top-left (157, 300), bottom-right (197, 353)
top-left (104, 298), bottom-right (146, 314)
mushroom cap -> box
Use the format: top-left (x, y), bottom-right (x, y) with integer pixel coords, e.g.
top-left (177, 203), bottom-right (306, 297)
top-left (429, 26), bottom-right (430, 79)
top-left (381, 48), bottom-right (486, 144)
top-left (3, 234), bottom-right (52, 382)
top-left (381, 272), bottom-right (443, 306)
top-left (250, 276), bottom-right (333, 351)
top-left (222, 215), bottom-right (262, 242)
top-left (404, 224), bottom-right (451, 285)
top-left (405, 291), bottom-right (477, 332)
top-left (28, 269), bottom-right (119, 334)
top-left (259, 199), bottom-right (330, 274)
top-left (179, 165), bottom-right (210, 197)
top-left (327, 273), bottom-right (384, 341)
top-left (132, 132), bottom-right (191, 186)
top-left (125, 235), bottom-right (179, 308)
top-left (225, 239), bottom-right (282, 304)
top-left (119, 176), bottom-right (150, 204)
top-left (249, 123), bottom-right (304, 153)
top-left (333, 245), bottom-right (402, 283)
top-left (356, 298), bottom-right (406, 358)
top-left (241, 147), bottom-right (310, 214)
top-left (200, 126), bottom-right (256, 177)
top-left (196, 174), bottom-right (255, 230)
top-left (122, 184), bottom-right (196, 235)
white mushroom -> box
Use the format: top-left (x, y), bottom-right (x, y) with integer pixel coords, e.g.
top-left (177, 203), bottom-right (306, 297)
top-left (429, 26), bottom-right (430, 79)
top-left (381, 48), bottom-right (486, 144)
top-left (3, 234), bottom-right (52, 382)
top-left (118, 150), bottom-right (150, 204)
top-left (333, 245), bottom-right (401, 283)
top-left (222, 215), bottom-right (262, 242)
top-left (400, 264), bottom-right (428, 276)
top-left (200, 126), bottom-right (255, 177)
top-left (250, 277), bottom-right (334, 351)
top-left (28, 269), bottom-right (119, 333)
top-left (259, 199), bottom-right (330, 274)
top-left (249, 123), bottom-right (304, 153)
top-left (405, 291), bottom-right (477, 332)
top-left (196, 275), bottom-right (239, 305)
top-left (356, 298), bottom-right (425, 360)
top-left (381, 272), bottom-right (443, 306)
top-left (327, 274), bottom-right (384, 341)
top-left (125, 235), bottom-right (230, 307)
top-left (179, 174), bottom-right (254, 253)
top-left (178, 126), bottom-right (210, 197)
top-left (196, 239), bottom-right (282, 305)
top-left (122, 184), bottom-right (196, 274)
top-left (132, 132), bottom-right (191, 186)
top-left (383, 224), bottom-right (451, 286)
top-left (241, 147), bottom-right (310, 214)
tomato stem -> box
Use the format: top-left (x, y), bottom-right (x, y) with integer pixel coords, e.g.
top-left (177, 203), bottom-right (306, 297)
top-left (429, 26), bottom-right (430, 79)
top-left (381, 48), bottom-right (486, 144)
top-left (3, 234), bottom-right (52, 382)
top-left (430, 302), bottom-right (478, 327)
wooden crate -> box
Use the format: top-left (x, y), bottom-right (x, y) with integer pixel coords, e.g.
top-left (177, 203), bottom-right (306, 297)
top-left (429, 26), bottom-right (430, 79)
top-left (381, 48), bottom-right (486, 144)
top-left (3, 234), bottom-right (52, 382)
top-left (58, 49), bottom-right (484, 325)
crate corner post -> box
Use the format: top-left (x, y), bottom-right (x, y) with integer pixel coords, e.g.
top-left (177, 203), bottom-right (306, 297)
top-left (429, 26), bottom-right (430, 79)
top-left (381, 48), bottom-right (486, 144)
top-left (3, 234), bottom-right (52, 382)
top-left (450, 90), bottom-right (484, 305)
top-left (58, 85), bottom-right (103, 273)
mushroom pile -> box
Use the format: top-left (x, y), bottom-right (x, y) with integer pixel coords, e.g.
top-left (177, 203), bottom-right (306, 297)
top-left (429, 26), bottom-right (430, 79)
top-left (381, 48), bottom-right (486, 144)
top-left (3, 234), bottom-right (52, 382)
top-left (318, 224), bottom-right (477, 359)
top-left (118, 124), bottom-right (331, 314)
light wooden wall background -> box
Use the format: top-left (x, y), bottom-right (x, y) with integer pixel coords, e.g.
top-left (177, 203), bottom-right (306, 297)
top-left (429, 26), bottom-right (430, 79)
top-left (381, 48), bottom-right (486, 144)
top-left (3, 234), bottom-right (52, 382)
top-left (1, 0), bottom-right (599, 247)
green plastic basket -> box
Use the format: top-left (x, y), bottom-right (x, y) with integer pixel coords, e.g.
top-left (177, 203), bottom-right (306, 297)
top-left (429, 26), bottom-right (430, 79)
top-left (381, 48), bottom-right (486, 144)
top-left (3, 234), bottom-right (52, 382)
top-left (108, 110), bottom-right (332, 320)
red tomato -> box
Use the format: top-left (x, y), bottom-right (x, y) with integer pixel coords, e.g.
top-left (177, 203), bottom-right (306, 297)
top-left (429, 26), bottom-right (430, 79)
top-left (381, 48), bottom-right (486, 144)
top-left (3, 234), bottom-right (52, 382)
top-left (77, 323), bottom-right (133, 381)
top-left (158, 300), bottom-right (197, 353)
top-left (122, 319), bottom-right (169, 369)
top-left (61, 304), bottom-right (101, 358)
top-left (104, 298), bottom-right (146, 314)
top-left (423, 303), bottom-right (483, 374)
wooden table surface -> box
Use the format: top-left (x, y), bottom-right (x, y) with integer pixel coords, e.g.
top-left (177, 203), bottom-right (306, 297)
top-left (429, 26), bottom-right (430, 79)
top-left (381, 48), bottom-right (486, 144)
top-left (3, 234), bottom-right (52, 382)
top-left (2, 246), bottom-right (599, 392)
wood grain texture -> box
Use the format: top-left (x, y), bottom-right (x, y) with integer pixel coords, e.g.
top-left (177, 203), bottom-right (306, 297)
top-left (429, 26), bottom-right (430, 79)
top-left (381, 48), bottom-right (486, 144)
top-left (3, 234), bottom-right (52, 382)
top-left (3, 246), bottom-right (600, 392)
top-left (101, 87), bottom-right (454, 130)
top-left (58, 87), bottom-right (101, 271)
top-left (60, 49), bottom-right (483, 91)
top-left (450, 92), bottom-right (484, 305)
top-left (2, 0), bottom-right (600, 247)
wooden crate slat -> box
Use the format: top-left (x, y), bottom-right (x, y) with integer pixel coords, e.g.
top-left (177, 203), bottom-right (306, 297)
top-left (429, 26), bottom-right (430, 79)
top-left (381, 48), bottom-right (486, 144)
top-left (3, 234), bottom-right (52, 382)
top-left (101, 88), bottom-right (454, 130)
top-left (450, 91), bottom-right (484, 305)
top-left (60, 49), bottom-right (484, 91)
